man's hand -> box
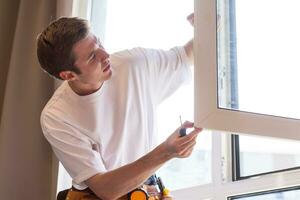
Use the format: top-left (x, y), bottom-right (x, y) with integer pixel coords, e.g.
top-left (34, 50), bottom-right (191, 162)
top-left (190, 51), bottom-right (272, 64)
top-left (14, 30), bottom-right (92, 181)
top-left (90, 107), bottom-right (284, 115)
top-left (187, 13), bottom-right (194, 27)
top-left (163, 121), bottom-right (202, 158)
top-left (184, 13), bottom-right (195, 64)
top-left (187, 13), bottom-right (221, 29)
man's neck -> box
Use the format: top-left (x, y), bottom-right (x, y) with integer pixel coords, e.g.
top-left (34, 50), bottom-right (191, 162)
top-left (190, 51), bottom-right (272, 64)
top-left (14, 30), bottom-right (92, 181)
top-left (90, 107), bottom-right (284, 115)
top-left (68, 80), bottom-right (103, 96)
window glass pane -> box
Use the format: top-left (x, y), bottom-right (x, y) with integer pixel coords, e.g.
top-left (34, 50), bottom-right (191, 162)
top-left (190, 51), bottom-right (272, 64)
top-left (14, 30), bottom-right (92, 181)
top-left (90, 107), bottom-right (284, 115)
top-left (238, 135), bottom-right (300, 177)
top-left (229, 187), bottom-right (300, 200)
top-left (217, 0), bottom-right (300, 120)
top-left (104, 0), bottom-right (193, 51)
top-left (92, 0), bottom-right (211, 190)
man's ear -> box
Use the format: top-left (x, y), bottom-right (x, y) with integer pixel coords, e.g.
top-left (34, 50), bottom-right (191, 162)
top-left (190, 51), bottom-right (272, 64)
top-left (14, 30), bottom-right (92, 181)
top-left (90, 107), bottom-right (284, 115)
top-left (59, 71), bottom-right (77, 81)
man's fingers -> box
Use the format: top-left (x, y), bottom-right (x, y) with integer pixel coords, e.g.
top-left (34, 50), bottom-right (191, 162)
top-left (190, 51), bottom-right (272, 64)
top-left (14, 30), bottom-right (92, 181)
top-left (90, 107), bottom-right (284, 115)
top-left (178, 142), bottom-right (196, 157)
top-left (187, 13), bottom-right (194, 26)
top-left (183, 140), bottom-right (197, 151)
top-left (182, 121), bottom-right (194, 128)
top-left (187, 14), bottom-right (194, 20)
top-left (183, 127), bottom-right (202, 139)
top-left (179, 130), bottom-right (200, 146)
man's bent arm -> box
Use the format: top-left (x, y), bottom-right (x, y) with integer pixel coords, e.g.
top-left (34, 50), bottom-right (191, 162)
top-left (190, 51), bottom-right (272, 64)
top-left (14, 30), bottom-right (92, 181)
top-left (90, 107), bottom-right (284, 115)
top-left (85, 122), bottom-right (201, 200)
top-left (86, 142), bottom-right (170, 200)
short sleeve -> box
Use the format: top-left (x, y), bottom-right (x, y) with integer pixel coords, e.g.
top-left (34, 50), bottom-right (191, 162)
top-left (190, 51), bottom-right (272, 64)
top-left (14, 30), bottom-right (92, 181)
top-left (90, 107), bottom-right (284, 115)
top-left (138, 46), bottom-right (192, 105)
top-left (41, 113), bottom-right (107, 188)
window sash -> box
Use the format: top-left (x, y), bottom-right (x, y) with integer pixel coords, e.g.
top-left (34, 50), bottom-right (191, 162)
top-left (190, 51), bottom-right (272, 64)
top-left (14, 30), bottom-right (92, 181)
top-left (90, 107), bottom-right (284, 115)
top-left (194, 0), bottom-right (300, 141)
top-left (228, 185), bottom-right (300, 200)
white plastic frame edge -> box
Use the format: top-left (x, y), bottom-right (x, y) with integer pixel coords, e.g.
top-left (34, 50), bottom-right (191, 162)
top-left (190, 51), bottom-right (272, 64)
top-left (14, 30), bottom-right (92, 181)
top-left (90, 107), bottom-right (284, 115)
top-left (194, 0), bottom-right (300, 141)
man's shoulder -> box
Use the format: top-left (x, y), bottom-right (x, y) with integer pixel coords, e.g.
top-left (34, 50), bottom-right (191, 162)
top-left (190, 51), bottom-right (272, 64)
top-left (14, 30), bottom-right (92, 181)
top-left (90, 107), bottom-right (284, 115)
top-left (113, 47), bottom-right (162, 60)
top-left (44, 82), bottom-right (68, 107)
top-left (110, 47), bottom-right (155, 69)
top-left (40, 82), bottom-right (70, 126)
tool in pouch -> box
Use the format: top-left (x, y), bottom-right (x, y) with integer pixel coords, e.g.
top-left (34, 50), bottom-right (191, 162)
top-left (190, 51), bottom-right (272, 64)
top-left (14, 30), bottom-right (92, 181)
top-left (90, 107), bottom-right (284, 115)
top-left (128, 175), bottom-right (171, 200)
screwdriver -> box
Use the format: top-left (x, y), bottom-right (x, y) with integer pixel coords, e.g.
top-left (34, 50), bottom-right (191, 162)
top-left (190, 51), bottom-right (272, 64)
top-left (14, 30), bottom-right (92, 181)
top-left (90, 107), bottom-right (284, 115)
top-left (179, 116), bottom-right (186, 137)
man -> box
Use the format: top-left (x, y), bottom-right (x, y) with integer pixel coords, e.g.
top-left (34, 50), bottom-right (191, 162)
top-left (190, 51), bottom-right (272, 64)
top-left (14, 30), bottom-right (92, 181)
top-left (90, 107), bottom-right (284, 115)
top-left (37, 14), bottom-right (201, 200)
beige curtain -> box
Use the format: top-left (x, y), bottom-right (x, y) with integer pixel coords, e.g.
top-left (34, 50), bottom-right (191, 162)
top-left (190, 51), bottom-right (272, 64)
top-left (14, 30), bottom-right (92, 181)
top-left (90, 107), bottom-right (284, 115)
top-left (0, 0), bottom-right (72, 199)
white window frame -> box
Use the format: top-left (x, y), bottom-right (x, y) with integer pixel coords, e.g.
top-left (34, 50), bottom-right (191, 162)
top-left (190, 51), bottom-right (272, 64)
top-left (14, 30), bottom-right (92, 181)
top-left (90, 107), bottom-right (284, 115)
top-left (194, 0), bottom-right (300, 141)
top-left (190, 1), bottom-right (300, 200)
top-left (172, 132), bottom-right (300, 200)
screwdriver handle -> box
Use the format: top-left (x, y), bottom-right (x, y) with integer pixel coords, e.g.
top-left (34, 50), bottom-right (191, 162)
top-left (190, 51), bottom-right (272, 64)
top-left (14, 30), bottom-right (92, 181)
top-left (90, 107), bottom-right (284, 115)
top-left (179, 128), bottom-right (186, 137)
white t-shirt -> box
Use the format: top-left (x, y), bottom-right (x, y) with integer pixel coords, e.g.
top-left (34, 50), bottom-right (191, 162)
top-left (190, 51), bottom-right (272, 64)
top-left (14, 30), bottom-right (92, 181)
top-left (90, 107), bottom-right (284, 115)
top-left (41, 47), bottom-right (191, 189)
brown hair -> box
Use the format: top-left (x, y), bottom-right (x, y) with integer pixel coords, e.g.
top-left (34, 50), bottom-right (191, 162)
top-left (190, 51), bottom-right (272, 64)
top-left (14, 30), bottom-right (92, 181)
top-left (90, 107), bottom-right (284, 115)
top-left (37, 17), bottom-right (90, 80)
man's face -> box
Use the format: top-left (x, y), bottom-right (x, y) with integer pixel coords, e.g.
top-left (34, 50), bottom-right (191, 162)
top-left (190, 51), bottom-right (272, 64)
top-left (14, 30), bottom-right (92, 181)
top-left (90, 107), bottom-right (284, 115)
top-left (72, 33), bottom-right (112, 85)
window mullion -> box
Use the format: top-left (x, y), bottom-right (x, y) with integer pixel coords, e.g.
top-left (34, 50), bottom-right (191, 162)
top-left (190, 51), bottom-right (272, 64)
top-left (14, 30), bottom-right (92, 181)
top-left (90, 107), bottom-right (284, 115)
top-left (211, 131), bottom-right (225, 200)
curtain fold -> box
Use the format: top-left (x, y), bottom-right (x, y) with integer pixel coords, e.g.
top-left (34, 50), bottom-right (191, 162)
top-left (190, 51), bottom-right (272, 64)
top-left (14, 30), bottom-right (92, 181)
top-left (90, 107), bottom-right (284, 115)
top-left (0, 0), bottom-right (20, 125)
top-left (0, 0), bottom-right (66, 199)
top-left (57, 0), bottom-right (74, 17)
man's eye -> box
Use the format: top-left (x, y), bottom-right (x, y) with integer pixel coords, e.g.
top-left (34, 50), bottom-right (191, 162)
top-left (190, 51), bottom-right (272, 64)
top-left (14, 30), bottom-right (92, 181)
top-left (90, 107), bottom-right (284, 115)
top-left (90, 54), bottom-right (96, 61)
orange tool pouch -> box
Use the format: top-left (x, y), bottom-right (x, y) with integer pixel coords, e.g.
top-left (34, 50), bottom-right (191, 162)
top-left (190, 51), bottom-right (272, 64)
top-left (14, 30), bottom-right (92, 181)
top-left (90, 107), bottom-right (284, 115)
top-left (62, 186), bottom-right (170, 200)
top-left (58, 176), bottom-right (172, 200)
top-left (62, 187), bottom-right (128, 200)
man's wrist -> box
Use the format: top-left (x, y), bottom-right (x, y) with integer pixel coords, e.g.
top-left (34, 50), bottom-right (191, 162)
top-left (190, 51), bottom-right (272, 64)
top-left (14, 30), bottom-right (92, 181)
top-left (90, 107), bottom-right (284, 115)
top-left (152, 142), bottom-right (174, 163)
top-left (138, 142), bottom-right (173, 169)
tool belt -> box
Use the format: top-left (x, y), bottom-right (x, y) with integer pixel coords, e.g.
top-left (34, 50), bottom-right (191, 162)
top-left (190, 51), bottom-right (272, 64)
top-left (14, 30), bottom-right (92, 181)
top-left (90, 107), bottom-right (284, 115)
top-left (57, 175), bottom-right (173, 200)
